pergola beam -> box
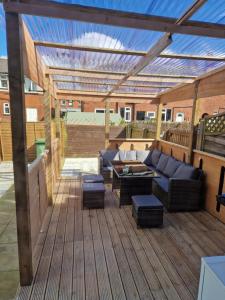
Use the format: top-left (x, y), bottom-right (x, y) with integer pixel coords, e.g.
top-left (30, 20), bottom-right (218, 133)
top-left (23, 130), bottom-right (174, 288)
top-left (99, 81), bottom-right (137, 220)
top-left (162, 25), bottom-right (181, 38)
top-left (35, 40), bottom-right (225, 62)
top-left (47, 66), bottom-right (196, 80)
top-left (54, 79), bottom-right (172, 89)
top-left (4, 0), bottom-right (225, 39)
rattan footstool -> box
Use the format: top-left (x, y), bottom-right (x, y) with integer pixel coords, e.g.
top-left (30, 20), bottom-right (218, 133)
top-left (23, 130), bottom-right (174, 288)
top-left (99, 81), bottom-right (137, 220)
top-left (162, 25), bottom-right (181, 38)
top-left (82, 182), bottom-right (105, 209)
top-left (82, 174), bottom-right (104, 183)
top-left (132, 194), bottom-right (163, 228)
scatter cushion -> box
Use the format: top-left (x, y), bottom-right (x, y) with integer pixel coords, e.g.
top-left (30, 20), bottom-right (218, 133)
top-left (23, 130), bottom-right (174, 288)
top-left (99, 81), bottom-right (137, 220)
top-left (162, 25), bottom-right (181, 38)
top-left (163, 157), bottom-right (182, 177)
top-left (156, 154), bottom-right (169, 173)
top-left (119, 150), bottom-right (126, 161)
top-left (136, 150), bottom-right (150, 163)
top-left (143, 151), bottom-right (152, 166)
top-left (100, 150), bottom-right (119, 166)
top-left (125, 150), bottom-right (137, 161)
top-left (172, 164), bottom-right (195, 179)
top-left (150, 149), bottom-right (161, 167)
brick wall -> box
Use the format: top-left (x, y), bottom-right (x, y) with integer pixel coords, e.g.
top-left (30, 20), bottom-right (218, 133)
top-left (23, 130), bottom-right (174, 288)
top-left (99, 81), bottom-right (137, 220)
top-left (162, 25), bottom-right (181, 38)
top-left (0, 90), bottom-right (44, 121)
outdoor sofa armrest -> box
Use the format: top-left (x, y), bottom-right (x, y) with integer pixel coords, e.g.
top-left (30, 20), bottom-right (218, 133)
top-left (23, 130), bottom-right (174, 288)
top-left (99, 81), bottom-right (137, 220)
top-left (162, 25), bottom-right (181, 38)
top-left (167, 178), bottom-right (203, 211)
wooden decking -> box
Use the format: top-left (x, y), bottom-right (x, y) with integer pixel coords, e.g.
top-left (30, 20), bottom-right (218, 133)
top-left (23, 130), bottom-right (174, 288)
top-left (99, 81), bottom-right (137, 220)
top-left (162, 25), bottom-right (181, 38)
top-left (17, 178), bottom-right (225, 300)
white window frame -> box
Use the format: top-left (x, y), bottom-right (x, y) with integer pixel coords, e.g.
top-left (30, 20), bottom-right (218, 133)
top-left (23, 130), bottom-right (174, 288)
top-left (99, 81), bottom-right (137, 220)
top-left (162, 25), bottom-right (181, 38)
top-left (3, 102), bottom-right (10, 115)
top-left (124, 107), bottom-right (131, 122)
top-left (146, 111), bottom-right (156, 119)
top-left (0, 74), bottom-right (8, 89)
top-left (68, 100), bottom-right (73, 107)
top-left (61, 100), bottom-right (67, 106)
top-left (162, 108), bottom-right (172, 122)
top-left (95, 108), bottom-right (114, 113)
top-left (175, 112), bottom-right (185, 122)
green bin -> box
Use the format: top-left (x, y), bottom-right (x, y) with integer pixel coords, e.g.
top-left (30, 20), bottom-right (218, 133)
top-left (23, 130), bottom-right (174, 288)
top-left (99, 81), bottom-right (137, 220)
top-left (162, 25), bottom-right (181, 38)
top-left (35, 139), bottom-right (46, 157)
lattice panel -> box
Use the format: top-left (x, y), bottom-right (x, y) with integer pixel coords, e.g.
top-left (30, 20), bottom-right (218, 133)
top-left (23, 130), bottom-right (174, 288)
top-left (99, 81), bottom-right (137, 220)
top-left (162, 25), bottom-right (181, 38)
top-left (204, 114), bottom-right (225, 135)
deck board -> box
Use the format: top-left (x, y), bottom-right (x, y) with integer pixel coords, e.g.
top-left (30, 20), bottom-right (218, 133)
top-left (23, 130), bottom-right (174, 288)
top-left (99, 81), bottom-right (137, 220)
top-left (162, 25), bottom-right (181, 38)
top-left (17, 178), bottom-right (225, 300)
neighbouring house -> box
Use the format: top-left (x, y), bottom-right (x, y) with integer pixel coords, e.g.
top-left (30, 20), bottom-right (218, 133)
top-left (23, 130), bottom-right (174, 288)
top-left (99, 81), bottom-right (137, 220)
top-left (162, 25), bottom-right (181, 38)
top-left (0, 58), bottom-right (44, 122)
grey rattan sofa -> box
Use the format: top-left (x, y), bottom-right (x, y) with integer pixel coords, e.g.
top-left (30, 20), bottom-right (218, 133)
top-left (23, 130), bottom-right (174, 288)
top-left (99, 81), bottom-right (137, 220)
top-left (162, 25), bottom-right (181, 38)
top-left (99, 148), bottom-right (204, 211)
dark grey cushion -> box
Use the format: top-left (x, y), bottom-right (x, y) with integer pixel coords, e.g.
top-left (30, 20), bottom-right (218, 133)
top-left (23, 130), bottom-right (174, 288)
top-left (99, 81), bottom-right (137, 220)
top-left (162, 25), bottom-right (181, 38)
top-left (144, 151), bottom-right (152, 166)
top-left (173, 164), bottom-right (195, 179)
top-left (163, 157), bottom-right (182, 177)
top-left (156, 154), bottom-right (169, 173)
top-left (83, 182), bottom-right (105, 192)
top-left (150, 149), bottom-right (161, 167)
top-left (136, 150), bottom-right (150, 163)
top-left (125, 150), bottom-right (137, 161)
top-left (153, 176), bottom-right (169, 192)
top-left (132, 194), bottom-right (163, 211)
top-left (83, 174), bottom-right (104, 183)
top-left (100, 150), bottom-right (119, 166)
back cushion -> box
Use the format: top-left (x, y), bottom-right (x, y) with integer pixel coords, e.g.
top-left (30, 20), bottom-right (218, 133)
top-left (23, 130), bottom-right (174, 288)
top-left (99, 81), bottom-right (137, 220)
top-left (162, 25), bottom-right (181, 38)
top-left (173, 164), bottom-right (195, 179)
top-left (125, 151), bottom-right (137, 161)
top-left (136, 150), bottom-right (150, 163)
top-left (101, 150), bottom-right (119, 166)
top-left (164, 157), bottom-right (182, 177)
top-left (143, 151), bottom-right (152, 166)
top-left (150, 149), bottom-right (161, 167)
top-left (119, 150), bottom-right (126, 161)
top-left (156, 154), bottom-right (169, 173)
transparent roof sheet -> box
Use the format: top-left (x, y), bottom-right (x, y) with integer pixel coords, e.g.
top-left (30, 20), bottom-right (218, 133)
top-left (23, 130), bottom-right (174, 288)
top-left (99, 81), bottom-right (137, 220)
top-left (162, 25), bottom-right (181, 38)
top-left (53, 0), bottom-right (195, 18)
top-left (24, 15), bottom-right (163, 52)
top-left (52, 75), bottom-right (119, 85)
top-left (57, 81), bottom-right (111, 92)
top-left (142, 57), bottom-right (225, 77)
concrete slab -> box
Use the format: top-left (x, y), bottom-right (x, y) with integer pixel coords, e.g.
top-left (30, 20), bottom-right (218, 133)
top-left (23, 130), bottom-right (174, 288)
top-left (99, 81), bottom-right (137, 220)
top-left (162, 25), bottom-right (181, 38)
top-left (61, 157), bottom-right (99, 177)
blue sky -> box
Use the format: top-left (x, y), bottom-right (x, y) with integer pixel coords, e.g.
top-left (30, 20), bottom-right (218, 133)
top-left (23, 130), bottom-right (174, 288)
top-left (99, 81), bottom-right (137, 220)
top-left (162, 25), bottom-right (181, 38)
top-left (0, 4), bottom-right (7, 57)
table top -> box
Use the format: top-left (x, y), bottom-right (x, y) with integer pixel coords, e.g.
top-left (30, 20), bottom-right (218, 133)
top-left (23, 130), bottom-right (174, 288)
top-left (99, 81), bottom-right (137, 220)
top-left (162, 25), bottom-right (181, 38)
top-left (112, 162), bottom-right (160, 179)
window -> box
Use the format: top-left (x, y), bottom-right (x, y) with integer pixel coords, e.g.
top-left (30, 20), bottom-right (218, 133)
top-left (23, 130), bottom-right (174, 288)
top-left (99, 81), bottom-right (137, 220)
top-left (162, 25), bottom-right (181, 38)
top-left (175, 112), bottom-right (184, 122)
top-left (146, 111), bottom-right (156, 119)
top-left (61, 100), bottom-right (67, 106)
top-left (124, 107), bottom-right (131, 122)
top-left (24, 78), bottom-right (38, 92)
top-left (95, 108), bottom-right (114, 113)
top-left (0, 75), bottom-right (8, 89)
top-left (3, 103), bottom-right (10, 115)
top-left (162, 108), bottom-right (172, 121)
top-left (136, 111), bottom-right (145, 121)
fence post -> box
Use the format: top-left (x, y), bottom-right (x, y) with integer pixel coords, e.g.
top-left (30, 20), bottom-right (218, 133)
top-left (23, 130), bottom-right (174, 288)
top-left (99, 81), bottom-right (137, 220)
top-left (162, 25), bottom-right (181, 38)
top-left (156, 103), bottom-right (162, 140)
top-left (196, 119), bottom-right (205, 150)
top-left (105, 100), bottom-right (110, 149)
top-left (188, 80), bottom-right (200, 164)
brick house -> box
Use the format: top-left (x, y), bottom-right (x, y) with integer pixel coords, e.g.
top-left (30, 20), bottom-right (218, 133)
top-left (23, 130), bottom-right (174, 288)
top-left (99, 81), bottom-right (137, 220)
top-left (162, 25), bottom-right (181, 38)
top-left (0, 58), bottom-right (44, 122)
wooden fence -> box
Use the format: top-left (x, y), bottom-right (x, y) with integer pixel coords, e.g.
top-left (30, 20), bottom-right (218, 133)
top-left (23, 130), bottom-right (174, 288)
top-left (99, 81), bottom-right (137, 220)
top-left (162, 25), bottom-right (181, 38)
top-left (0, 121), bottom-right (56, 162)
top-left (197, 112), bottom-right (225, 157)
top-left (162, 128), bottom-right (191, 147)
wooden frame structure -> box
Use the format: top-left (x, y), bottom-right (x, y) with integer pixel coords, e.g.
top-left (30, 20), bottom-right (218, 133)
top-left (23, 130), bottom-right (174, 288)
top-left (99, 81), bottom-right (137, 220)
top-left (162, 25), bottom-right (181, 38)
top-left (3, 0), bottom-right (225, 286)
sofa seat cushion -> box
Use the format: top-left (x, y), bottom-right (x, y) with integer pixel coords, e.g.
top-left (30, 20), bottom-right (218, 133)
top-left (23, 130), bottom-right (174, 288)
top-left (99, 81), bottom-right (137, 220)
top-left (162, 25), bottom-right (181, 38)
top-left (156, 153), bottom-right (169, 173)
top-left (149, 149), bottom-right (161, 167)
top-left (153, 176), bottom-right (169, 193)
top-left (136, 150), bottom-right (150, 163)
top-left (173, 163), bottom-right (195, 179)
top-left (163, 157), bottom-right (182, 177)
top-left (103, 166), bottom-right (113, 172)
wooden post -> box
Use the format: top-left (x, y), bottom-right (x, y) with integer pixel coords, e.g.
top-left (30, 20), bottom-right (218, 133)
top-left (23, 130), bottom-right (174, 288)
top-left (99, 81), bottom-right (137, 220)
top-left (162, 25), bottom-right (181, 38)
top-left (156, 103), bottom-right (163, 140)
top-left (188, 80), bottom-right (200, 163)
top-left (44, 75), bottom-right (53, 205)
top-left (55, 98), bottom-right (61, 138)
top-left (105, 100), bottom-right (110, 149)
top-left (5, 12), bottom-right (33, 285)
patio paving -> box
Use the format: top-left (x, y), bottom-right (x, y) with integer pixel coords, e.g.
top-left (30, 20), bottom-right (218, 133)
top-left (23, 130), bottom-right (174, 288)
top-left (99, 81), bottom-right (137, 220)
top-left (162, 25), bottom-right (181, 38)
top-left (61, 157), bottom-right (99, 177)
top-left (0, 162), bottom-right (19, 300)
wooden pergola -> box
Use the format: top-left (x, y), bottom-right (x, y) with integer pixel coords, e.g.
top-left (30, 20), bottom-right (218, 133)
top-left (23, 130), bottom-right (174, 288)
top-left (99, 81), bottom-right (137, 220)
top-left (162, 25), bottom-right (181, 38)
top-left (3, 0), bottom-right (225, 286)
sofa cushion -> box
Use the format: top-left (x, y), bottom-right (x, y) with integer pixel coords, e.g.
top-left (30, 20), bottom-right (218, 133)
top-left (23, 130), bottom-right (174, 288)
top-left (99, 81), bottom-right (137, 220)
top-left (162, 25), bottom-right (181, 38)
top-left (156, 153), bottom-right (169, 173)
top-left (143, 151), bottom-right (152, 166)
top-left (153, 176), bottom-right (169, 193)
top-left (100, 150), bottom-right (119, 166)
top-left (119, 150), bottom-right (126, 161)
top-left (136, 150), bottom-right (150, 163)
top-left (125, 150), bottom-right (137, 161)
top-left (150, 149), bottom-right (161, 167)
top-left (163, 157), bottom-right (182, 177)
top-left (173, 163), bottom-right (195, 179)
